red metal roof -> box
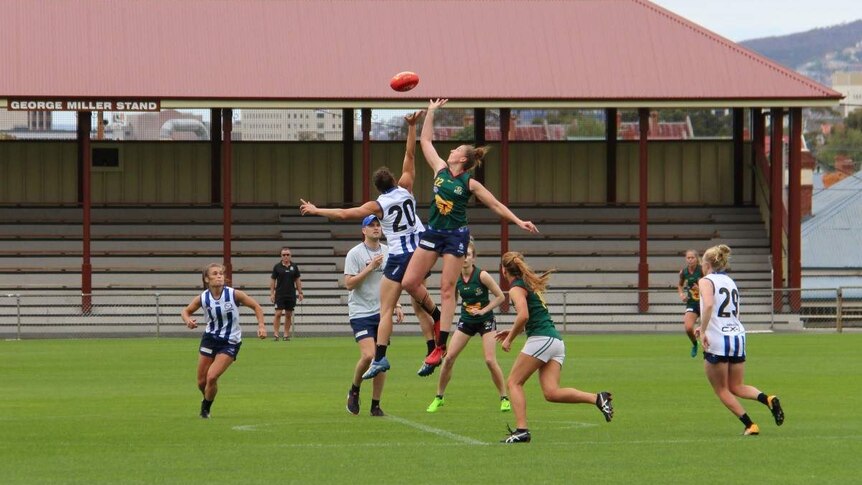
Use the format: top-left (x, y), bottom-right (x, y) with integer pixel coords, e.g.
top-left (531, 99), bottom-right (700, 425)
top-left (0, 0), bottom-right (842, 104)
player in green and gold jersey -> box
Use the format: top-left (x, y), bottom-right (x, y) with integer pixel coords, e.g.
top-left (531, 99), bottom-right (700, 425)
top-left (402, 99), bottom-right (540, 374)
top-left (426, 240), bottom-right (509, 413)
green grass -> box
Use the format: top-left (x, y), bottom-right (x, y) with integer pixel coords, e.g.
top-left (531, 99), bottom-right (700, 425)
top-left (1, 333), bottom-right (860, 484)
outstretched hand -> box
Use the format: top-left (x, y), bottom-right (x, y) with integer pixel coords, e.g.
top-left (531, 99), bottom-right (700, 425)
top-left (428, 98), bottom-right (448, 110)
top-left (404, 111), bottom-right (424, 125)
top-left (299, 198), bottom-right (317, 216)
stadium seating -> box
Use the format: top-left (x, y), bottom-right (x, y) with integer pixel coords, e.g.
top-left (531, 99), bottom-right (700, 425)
top-left (0, 205), bottom-right (802, 336)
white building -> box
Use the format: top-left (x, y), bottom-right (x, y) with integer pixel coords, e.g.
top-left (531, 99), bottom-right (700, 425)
top-left (237, 109), bottom-right (343, 141)
top-left (832, 71), bottom-right (862, 117)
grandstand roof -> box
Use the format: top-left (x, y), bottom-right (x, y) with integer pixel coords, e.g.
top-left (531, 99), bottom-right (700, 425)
top-left (0, 0), bottom-right (842, 109)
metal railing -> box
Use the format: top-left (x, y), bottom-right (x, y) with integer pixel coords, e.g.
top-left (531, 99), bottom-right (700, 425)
top-left (1, 287), bottom-right (857, 339)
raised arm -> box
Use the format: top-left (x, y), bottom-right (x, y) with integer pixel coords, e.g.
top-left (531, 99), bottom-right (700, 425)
top-left (299, 199), bottom-right (381, 220)
top-left (420, 99), bottom-right (449, 173)
top-left (398, 111), bottom-right (423, 191)
top-left (469, 179), bottom-right (539, 234)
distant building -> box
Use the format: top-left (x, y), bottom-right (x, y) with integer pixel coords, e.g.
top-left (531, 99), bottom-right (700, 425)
top-left (802, 172), bottom-right (862, 293)
top-left (619, 111), bottom-right (694, 140)
top-left (237, 109), bottom-right (343, 141)
top-left (121, 110), bottom-right (208, 140)
top-left (0, 110), bottom-right (29, 131)
top-left (831, 71), bottom-right (862, 117)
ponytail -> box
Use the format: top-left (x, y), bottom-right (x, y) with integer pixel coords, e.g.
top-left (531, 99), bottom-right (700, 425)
top-left (463, 145), bottom-right (489, 172)
top-left (501, 251), bottom-right (554, 293)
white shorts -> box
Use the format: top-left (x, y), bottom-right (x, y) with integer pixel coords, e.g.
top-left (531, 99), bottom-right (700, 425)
top-left (521, 336), bottom-right (565, 366)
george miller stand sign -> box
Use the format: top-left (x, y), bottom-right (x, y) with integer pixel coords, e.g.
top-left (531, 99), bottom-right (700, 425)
top-left (8, 99), bottom-right (160, 111)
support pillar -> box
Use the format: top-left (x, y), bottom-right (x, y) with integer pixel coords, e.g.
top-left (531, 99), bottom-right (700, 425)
top-left (342, 109), bottom-right (355, 203)
top-left (638, 109), bottom-right (650, 312)
top-left (732, 108), bottom-right (745, 206)
top-left (77, 111), bottom-right (92, 313)
top-left (499, 108), bottom-right (511, 310)
top-left (751, 109), bottom-right (766, 202)
top-left (788, 108), bottom-right (802, 311)
top-left (361, 109), bottom-right (371, 202)
top-left (222, 109), bottom-right (234, 281)
top-left (769, 108), bottom-right (784, 311)
top-left (606, 108), bottom-right (617, 203)
top-left (210, 108), bottom-right (222, 204)
top-left (474, 108), bottom-right (486, 183)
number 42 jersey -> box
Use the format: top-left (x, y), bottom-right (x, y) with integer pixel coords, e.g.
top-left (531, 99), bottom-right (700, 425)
top-left (376, 186), bottom-right (426, 256)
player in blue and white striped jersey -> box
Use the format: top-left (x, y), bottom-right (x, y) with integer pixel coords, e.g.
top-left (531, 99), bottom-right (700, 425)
top-left (182, 263), bottom-right (266, 418)
top-left (695, 245), bottom-right (784, 436)
top-left (300, 111), bottom-right (441, 379)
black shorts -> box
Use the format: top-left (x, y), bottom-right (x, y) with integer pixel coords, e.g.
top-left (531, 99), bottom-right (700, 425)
top-left (199, 334), bottom-right (242, 360)
top-left (703, 352), bottom-right (745, 364)
top-left (456, 317), bottom-right (496, 337)
top-left (685, 301), bottom-right (700, 316)
top-left (275, 296), bottom-right (296, 311)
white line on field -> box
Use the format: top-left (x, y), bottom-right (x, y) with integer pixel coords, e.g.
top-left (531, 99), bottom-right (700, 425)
top-left (385, 414), bottom-right (489, 445)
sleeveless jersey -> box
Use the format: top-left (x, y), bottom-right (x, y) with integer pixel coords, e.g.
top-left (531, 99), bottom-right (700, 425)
top-left (376, 186), bottom-right (426, 256)
top-left (511, 278), bottom-right (560, 339)
top-left (701, 273), bottom-right (746, 358)
top-left (428, 168), bottom-right (472, 230)
top-left (201, 286), bottom-right (242, 344)
top-left (681, 265), bottom-right (704, 304)
top-left (457, 267), bottom-right (492, 324)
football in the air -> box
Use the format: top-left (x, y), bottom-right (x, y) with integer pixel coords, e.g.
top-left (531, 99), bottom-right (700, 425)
top-left (390, 71), bottom-right (419, 92)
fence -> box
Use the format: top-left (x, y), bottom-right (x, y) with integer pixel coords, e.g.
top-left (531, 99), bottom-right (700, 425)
top-left (1, 287), bottom-right (857, 339)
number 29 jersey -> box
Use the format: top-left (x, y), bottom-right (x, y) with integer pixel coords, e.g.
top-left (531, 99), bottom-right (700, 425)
top-left (701, 272), bottom-right (746, 357)
top-left (376, 186), bottom-right (426, 257)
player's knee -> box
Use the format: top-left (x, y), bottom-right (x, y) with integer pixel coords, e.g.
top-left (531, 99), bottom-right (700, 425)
top-left (484, 357), bottom-right (497, 368)
top-left (359, 350), bottom-right (374, 364)
top-left (402, 278), bottom-right (420, 295)
top-left (440, 285), bottom-right (456, 300)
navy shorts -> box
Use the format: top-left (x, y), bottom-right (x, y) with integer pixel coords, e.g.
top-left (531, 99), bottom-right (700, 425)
top-left (384, 252), bottom-right (413, 283)
top-left (199, 334), bottom-right (242, 360)
top-left (350, 314), bottom-right (383, 343)
top-left (417, 227), bottom-right (470, 257)
top-left (457, 317), bottom-right (496, 337)
top-left (275, 296), bottom-right (296, 311)
top-left (384, 252), bottom-right (432, 283)
top-left (685, 301), bottom-right (700, 316)
top-left (703, 352), bottom-right (745, 364)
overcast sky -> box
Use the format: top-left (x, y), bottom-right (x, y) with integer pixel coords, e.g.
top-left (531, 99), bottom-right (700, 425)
top-left (650, 0), bottom-right (862, 41)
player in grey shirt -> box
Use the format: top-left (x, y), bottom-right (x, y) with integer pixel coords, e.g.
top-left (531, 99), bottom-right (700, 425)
top-left (344, 215), bottom-right (403, 416)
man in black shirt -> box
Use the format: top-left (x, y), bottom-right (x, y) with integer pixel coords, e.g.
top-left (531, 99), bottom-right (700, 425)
top-left (269, 247), bottom-right (303, 340)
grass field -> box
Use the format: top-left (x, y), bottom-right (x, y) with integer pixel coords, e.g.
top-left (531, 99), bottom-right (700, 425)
top-left (1, 332), bottom-right (860, 484)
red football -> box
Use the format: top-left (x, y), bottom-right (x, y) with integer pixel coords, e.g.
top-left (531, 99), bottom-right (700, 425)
top-left (390, 71), bottom-right (419, 92)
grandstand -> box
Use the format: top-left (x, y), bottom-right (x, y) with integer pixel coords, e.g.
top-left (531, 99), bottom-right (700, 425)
top-left (0, 204), bottom-right (802, 338)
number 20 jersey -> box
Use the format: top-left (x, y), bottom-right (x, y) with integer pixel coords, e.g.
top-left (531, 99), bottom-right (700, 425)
top-left (376, 186), bottom-right (426, 257)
